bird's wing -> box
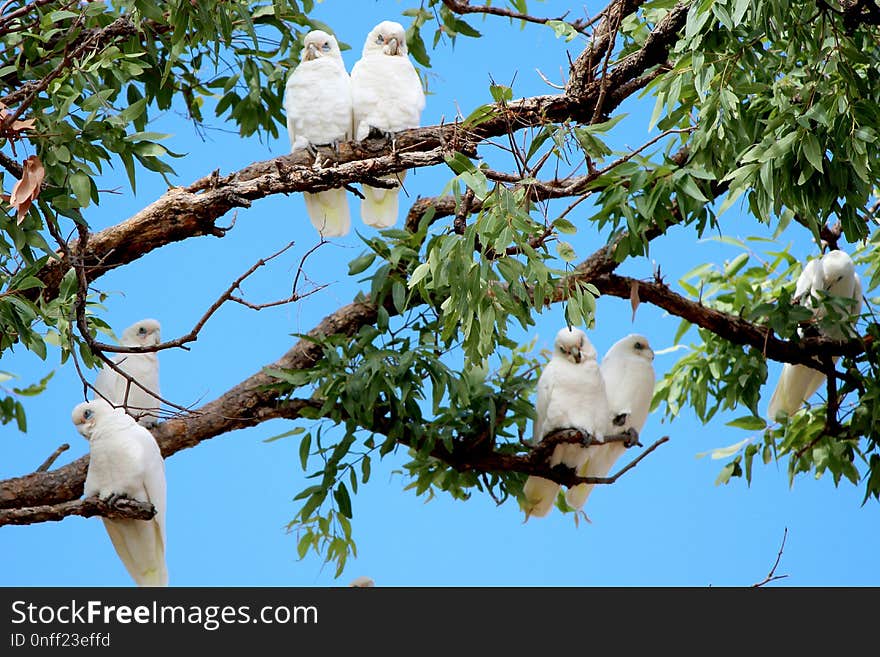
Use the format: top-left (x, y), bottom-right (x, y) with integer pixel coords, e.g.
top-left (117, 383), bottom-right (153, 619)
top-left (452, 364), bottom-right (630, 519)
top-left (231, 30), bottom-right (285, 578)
top-left (532, 361), bottom-right (555, 444)
top-left (93, 355), bottom-right (127, 406)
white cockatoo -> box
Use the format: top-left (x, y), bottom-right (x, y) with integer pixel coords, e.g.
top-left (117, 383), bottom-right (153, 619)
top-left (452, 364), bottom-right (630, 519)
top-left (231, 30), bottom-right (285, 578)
top-left (350, 20), bottom-right (425, 228)
top-left (93, 319), bottom-right (162, 427)
top-left (284, 30), bottom-right (352, 237)
top-left (565, 334), bottom-right (656, 513)
top-left (73, 398), bottom-right (167, 587)
top-left (522, 327), bottom-right (610, 520)
top-left (767, 249), bottom-right (862, 420)
top-left (349, 576), bottom-right (375, 587)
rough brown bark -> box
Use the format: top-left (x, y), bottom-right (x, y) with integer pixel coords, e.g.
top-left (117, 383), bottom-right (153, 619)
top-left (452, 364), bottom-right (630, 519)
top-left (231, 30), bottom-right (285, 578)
top-left (0, 496), bottom-right (155, 526)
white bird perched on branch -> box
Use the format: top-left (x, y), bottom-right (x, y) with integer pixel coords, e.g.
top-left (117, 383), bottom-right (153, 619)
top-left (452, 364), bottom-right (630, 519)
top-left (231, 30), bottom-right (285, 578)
top-left (522, 327), bottom-right (610, 520)
top-left (93, 319), bottom-right (162, 427)
top-left (350, 20), bottom-right (425, 229)
top-left (73, 398), bottom-right (168, 587)
top-left (565, 334), bottom-right (656, 514)
top-left (767, 249), bottom-right (862, 420)
top-left (284, 30), bottom-right (353, 237)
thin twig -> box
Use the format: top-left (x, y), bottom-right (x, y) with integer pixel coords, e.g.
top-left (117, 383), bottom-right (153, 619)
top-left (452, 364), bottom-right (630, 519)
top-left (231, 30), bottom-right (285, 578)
top-left (35, 444), bottom-right (70, 472)
top-left (440, 0), bottom-right (590, 33)
top-left (752, 527), bottom-right (790, 587)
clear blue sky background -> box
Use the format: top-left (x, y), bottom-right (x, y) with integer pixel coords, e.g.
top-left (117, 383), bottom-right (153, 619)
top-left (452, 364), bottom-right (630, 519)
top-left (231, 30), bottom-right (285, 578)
top-left (2, 1), bottom-right (878, 587)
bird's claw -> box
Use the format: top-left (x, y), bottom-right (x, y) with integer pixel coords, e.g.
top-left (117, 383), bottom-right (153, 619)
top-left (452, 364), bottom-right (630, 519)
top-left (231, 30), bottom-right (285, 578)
top-left (102, 492), bottom-right (128, 507)
top-left (623, 428), bottom-right (640, 448)
top-left (367, 125), bottom-right (394, 141)
top-left (612, 412), bottom-right (629, 427)
top-left (573, 510), bottom-right (592, 528)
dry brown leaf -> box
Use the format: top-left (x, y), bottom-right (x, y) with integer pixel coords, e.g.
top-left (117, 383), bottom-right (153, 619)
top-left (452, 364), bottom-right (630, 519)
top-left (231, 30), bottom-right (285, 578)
top-left (0, 102), bottom-right (36, 151)
top-left (9, 155), bottom-right (45, 224)
top-left (9, 117), bottom-right (35, 132)
top-left (630, 279), bottom-right (640, 322)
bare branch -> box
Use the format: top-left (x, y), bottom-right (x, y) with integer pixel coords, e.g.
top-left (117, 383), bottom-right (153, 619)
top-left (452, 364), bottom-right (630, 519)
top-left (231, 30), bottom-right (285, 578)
top-left (85, 241), bottom-right (304, 354)
top-left (588, 273), bottom-right (869, 369)
top-left (752, 527), bottom-right (790, 587)
top-left (35, 444), bottom-right (69, 473)
top-left (440, 0), bottom-right (591, 33)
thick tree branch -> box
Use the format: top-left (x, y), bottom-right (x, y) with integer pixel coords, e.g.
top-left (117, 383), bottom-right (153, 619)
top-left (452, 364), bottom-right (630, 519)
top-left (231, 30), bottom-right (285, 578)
top-left (591, 272), bottom-right (868, 368)
top-left (0, 496), bottom-right (155, 527)
top-left (0, 301), bottom-right (378, 510)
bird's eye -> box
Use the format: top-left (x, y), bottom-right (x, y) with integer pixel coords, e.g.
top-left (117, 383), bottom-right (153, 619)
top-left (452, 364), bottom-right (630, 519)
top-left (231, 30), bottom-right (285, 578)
top-left (634, 341), bottom-right (644, 350)
top-left (376, 34), bottom-right (384, 44)
top-left (138, 327), bottom-right (147, 335)
top-left (83, 409), bottom-right (93, 420)
top-left (321, 42), bottom-right (331, 52)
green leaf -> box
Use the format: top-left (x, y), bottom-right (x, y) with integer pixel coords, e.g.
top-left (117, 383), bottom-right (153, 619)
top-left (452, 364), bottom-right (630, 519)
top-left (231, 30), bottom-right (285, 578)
top-left (553, 218), bottom-right (577, 235)
top-left (262, 426), bottom-right (304, 443)
top-left (348, 252), bottom-right (376, 276)
top-left (802, 133), bottom-right (824, 173)
top-left (334, 483), bottom-right (352, 519)
top-left (408, 262), bottom-right (431, 288)
top-left (545, 20), bottom-right (579, 42)
top-left (299, 432), bottom-right (312, 470)
top-left (696, 438), bottom-right (752, 460)
top-left (725, 415), bottom-right (767, 431)
top-left (556, 241), bottom-right (576, 262)
top-left (69, 172), bottom-right (92, 208)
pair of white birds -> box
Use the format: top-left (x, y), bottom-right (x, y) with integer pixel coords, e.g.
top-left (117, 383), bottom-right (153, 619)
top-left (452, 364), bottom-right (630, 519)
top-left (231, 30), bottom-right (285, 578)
top-left (72, 319), bottom-right (167, 586)
top-left (285, 21), bottom-right (426, 237)
top-left (523, 329), bottom-right (657, 520)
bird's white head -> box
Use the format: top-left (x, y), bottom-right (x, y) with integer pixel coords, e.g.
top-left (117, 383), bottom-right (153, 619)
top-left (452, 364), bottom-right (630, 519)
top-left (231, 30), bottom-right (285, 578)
top-left (609, 333), bottom-right (654, 362)
top-left (71, 398), bottom-right (117, 440)
top-left (301, 30), bottom-right (342, 62)
top-left (820, 250), bottom-right (856, 294)
top-left (120, 319), bottom-right (161, 347)
top-left (554, 326), bottom-right (596, 364)
top-left (362, 20), bottom-right (408, 57)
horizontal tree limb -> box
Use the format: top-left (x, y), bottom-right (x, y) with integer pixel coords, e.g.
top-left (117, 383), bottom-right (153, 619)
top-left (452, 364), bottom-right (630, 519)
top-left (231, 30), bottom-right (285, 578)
top-left (592, 272), bottom-right (868, 368)
top-left (0, 496), bottom-right (155, 527)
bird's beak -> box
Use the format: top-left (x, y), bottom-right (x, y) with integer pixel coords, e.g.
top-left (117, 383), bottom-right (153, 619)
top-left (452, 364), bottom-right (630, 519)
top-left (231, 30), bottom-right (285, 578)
top-left (304, 43), bottom-right (318, 61)
top-left (572, 349), bottom-right (581, 364)
top-left (387, 37), bottom-right (399, 55)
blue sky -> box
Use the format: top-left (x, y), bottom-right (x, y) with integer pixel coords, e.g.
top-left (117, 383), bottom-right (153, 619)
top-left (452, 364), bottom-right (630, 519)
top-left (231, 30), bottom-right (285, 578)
top-left (2, 0), bottom-right (878, 587)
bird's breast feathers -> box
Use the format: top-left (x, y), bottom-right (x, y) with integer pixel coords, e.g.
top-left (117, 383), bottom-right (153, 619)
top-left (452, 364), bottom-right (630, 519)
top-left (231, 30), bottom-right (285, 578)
top-left (286, 59), bottom-right (352, 145)
top-left (351, 55), bottom-right (425, 133)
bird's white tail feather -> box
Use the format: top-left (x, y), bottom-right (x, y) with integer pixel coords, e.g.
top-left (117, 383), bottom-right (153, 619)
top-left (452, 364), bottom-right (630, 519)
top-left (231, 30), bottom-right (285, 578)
top-left (304, 189), bottom-right (350, 237)
top-left (767, 361), bottom-right (834, 420)
top-left (564, 444), bottom-right (626, 511)
top-left (522, 476), bottom-right (560, 520)
top-left (360, 184), bottom-right (399, 228)
top-left (103, 518), bottom-right (168, 587)
top-left (564, 483), bottom-right (594, 512)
